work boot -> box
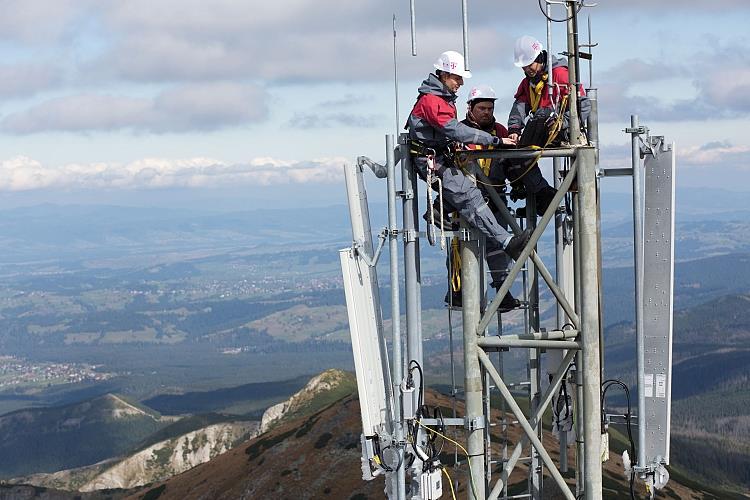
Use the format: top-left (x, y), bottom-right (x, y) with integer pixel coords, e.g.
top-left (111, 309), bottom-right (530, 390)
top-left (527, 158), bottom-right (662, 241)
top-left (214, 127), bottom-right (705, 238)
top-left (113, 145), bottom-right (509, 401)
top-left (504, 228), bottom-right (532, 261)
top-left (535, 186), bottom-right (558, 216)
top-left (423, 206), bottom-right (454, 229)
top-left (444, 290), bottom-right (462, 309)
top-left (497, 291), bottom-right (522, 313)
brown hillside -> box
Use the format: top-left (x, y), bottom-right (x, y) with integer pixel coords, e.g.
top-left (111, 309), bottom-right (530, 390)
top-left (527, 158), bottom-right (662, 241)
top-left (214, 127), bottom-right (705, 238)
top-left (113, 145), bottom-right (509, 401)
top-left (127, 393), bottom-right (382, 500)
top-left (127, 389), bottom-right (726, 500)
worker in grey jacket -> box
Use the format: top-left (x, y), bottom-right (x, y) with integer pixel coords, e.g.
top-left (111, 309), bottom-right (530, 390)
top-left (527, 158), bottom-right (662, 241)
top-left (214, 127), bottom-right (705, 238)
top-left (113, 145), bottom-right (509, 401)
top-left (407, 50), bottom-right (532, 272)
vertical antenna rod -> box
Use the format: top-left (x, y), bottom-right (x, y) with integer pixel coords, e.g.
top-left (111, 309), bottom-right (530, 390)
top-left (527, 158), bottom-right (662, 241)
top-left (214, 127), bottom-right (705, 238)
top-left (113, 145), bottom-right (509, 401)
top-left (566, 1), bottom-right (585, 146)
top-left (461, 0), bottom-right (470, 70)
top-left (547, 0), bottom-right (554, 101)
top-left (410, 0), bottom-right (417, 56)
top-left (393, 15), bottom-right (400, 136)
top-left (587, 16), bottom-right (593, 88)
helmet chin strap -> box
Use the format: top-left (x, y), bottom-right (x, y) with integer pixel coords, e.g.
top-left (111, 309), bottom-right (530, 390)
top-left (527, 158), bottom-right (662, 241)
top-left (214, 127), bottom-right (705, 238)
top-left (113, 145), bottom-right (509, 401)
top-left (529, 65), bottom-right (547, 85)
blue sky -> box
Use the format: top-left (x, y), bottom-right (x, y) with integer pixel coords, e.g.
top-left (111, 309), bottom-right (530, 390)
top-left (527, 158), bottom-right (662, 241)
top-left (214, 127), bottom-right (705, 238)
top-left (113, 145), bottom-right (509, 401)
top-left (0, 0), bottom-right (748, 210)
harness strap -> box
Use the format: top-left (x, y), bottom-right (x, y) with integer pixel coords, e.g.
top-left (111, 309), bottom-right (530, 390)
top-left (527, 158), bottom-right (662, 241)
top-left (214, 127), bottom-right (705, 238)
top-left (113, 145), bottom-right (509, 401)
top-left (529, 73), bottom-right (548, 112)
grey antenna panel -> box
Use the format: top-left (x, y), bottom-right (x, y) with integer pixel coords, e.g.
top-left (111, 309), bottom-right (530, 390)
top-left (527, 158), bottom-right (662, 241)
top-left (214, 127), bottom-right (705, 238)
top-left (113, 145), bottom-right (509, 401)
top-left (641, 138), bottom-right (676, 465)
top-left (340, 162), bottom-right (391, 438)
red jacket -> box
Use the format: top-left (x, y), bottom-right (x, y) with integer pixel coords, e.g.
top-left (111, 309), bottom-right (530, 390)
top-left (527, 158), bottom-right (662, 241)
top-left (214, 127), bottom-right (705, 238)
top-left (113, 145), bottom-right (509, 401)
top-left (513, 65), bottom-right (570, 112)
top-left (407, 73), bottom-right (496, 147)
top-left (507, 56), bottom-right (589, 134)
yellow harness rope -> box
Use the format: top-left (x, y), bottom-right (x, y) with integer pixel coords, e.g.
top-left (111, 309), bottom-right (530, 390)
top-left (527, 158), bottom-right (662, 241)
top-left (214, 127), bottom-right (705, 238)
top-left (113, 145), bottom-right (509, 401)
top-left (450, 238), bottom-right (461, 292)
top-left (529, 73), bottom-right (548, 112)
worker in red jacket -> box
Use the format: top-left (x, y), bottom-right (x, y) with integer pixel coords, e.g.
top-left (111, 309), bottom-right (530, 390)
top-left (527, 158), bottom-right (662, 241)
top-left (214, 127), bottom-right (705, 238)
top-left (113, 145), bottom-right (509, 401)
top-left (407, 51), bottom-right (531, 267)
top-left (505, 35), bottom-right (591, 215)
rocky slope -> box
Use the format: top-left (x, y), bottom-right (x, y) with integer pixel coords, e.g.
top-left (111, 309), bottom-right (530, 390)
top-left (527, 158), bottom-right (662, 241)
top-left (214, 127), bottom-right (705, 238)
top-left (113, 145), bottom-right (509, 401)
top-left (11, 420), bottom-right (258, 492)
top-left (128, 378), bottom-right (735, 500)
top-left (259, 368), bottom-right (355, 433)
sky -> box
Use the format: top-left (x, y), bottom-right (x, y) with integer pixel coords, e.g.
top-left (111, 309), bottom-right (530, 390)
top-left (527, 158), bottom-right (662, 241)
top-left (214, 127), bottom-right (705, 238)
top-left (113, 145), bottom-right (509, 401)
top-left (0, 0), bottom-right (749, 211)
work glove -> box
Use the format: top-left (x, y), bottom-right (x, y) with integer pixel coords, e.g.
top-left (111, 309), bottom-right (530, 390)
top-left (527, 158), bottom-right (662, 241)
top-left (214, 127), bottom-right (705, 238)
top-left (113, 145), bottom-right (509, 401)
top-left (509, 183), bottom-right (527, 202)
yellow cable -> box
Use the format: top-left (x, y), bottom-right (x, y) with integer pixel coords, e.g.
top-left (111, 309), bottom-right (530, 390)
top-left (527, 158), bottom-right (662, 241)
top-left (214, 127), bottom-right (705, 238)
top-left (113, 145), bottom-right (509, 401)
top-left (442, 467), bottom-right (457, 500)
top-left (415, 419), bottom-right (479, 500)
top-left (450, 238), bottom-right (461, 293)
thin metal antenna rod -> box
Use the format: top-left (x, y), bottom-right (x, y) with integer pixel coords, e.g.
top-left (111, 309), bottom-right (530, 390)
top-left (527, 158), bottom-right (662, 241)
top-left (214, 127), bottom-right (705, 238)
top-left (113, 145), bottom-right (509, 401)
top-left (410, 0), bottom-right (417, 56)
top-left (571, 2), bottom-right (582, 90)
top-left (587, 16), bottom-right (593, 88)
top-left (461, 0), bottom-right (470, 70)
top-left (566, 1), bottom-right (585, 146)
top-left (547, 0), bottom-right (554, 100)
top-left (393, 15), bottom-right (400, 136)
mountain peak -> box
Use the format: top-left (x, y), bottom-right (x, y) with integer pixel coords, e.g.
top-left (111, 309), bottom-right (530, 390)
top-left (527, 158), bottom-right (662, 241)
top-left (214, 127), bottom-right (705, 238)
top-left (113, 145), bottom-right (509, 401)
top-left (260, 369), bottom-right (355, 433)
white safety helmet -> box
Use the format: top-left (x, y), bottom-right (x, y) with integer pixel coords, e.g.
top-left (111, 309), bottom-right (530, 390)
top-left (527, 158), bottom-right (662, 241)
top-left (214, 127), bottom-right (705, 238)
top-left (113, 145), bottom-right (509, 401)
top-left (467, 84), bottom-right (497, 103)
top-left (433, 50), bottom-right (472, 78)
top-left (513, 35), bottom-right (544, 68)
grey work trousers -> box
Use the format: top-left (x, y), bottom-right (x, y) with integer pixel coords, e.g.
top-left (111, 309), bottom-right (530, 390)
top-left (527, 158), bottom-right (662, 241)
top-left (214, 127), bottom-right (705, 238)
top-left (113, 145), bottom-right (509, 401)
top-left (415, 156), bottom-right (512, 252)
top-left (485, 209), bottom-right (511, 289)
top-left (505, 160), bottom-right (550, 196)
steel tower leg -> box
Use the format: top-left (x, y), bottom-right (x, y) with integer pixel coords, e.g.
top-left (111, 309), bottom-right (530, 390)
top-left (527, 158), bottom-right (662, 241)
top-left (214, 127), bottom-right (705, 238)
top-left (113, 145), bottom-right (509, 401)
top-left (577, 147), bottom-right (603, 499)
top-left (461, 230), bottom-right (486, 500)
top-left (401, 136), bottom-right (423, 388)
top-left (526, 197), bottom-right (543, 499)
top-left (386, 135), bottom-right (406, 500)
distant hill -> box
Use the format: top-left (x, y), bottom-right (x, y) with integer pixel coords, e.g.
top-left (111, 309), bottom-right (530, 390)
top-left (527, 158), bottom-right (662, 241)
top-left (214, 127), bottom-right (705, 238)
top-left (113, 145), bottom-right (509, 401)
top-left (601, 252), bottom-right (750, 327)
top-left (604, 293), bottom-right (750, 493)
top-left (0, 394), bottom-right (171, 478)
top-left (142, 375), bottom-right (310, 416)
top-left (5, 370), bottom-right (353, 495)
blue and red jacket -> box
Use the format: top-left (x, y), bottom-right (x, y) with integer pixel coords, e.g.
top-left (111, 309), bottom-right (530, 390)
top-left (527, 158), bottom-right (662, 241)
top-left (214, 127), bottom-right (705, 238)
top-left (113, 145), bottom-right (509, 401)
top-left (407, 73), bottom-right (496, 148)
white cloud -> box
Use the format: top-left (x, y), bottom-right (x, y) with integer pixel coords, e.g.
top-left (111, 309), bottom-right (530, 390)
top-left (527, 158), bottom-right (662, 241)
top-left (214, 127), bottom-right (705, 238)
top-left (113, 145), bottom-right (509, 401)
top-left (0, 64), bottom-right (62, 98)
top-left (600, 141), bottom-right (750, 171)
top-left (0, 0), bottom-right (96, 43)
top-left (0, 82), bottom-right (268, 134)
top-left (680, 142), bottom-right (750, 168)
top-left (0, 156), bottom-right (347, 191)
top-left (598, 41), bottom-right (750, 123)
